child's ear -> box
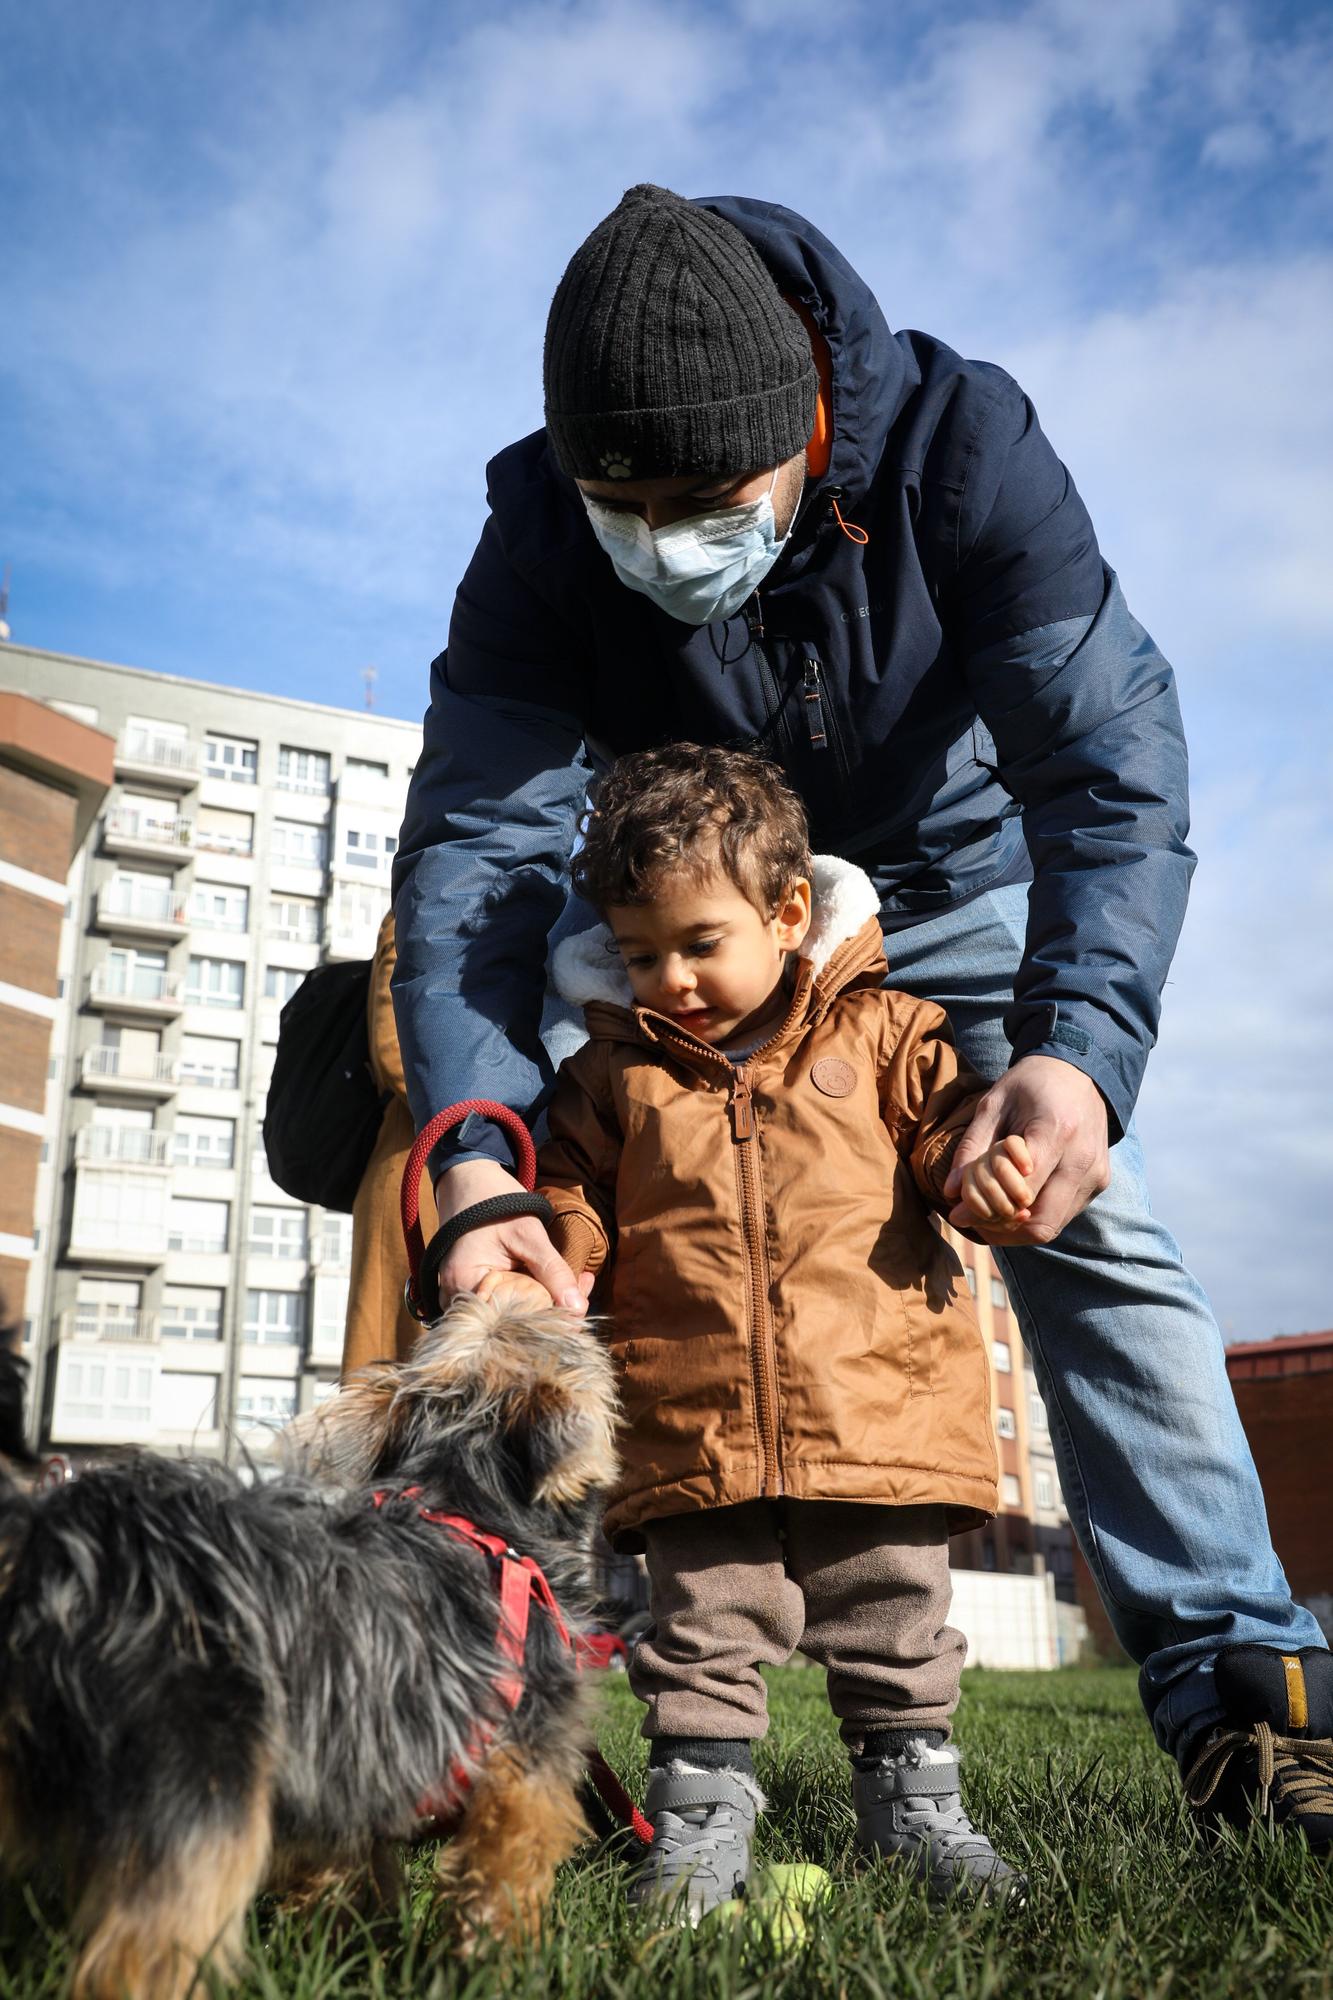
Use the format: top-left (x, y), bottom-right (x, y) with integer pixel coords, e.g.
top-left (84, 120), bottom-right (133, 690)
top-left (774, 877), bottom-right (812, 952)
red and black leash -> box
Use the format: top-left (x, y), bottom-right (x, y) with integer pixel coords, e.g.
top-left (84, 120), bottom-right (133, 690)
top-left (399, 1099), bottom-right (653, 1848)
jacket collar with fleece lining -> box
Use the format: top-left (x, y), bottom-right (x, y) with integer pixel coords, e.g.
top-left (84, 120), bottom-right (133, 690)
top-left (551, 854), bottom-right (885, 1041)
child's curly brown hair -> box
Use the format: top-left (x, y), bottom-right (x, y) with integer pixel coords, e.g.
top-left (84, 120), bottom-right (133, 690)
top-left (573, 743), bottom-right (812, 916)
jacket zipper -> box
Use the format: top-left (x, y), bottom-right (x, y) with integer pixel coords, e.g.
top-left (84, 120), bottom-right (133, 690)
top-left (647, 1015), bottom-right (788, 1499)
top-left (802, 656), bottom-right (828, 751)
top-left (728, 1068), bottom-right (783, 1496)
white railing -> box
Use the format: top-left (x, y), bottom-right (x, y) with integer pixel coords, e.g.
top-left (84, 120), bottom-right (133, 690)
top-left (97, 884), bottom-right (188, 927)
top-left (74, 1126), bottom-right (172, 1167)
top-left (59, 1306), bottom-right (159, 1344)
top-left (80, 1045), bottom-right (180, 1088)
top-left (269, 921), bottom-right (320, 944)
top-left (116, 730), bottom-right (200, 776)
top-left (167, 1232), bottom-right (229, 1255)
top-left (89, 964), bottom-right (185, 1006)
top-left (104, 807), bottom-right (193, 849)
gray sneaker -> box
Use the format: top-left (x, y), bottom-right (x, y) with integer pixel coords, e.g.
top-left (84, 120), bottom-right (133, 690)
top-left (852, 1739), bottom-right (1025, 1906)
top-left (628, 1764), bottom-right (761, 1921)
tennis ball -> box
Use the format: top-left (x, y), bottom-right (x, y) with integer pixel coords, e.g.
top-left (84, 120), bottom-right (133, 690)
top-left (699, 1862), bottom-right (832, 1951)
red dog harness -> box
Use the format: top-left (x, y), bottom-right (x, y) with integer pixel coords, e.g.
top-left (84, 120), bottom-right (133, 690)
top-left (371, 1486), bottom-right (576, 1830)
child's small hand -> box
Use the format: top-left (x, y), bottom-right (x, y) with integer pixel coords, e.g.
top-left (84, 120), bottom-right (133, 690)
top-left (958, 1134), bottom-right (1035, 1226)
top-left (474, 1269), bottom-right (557, 1310)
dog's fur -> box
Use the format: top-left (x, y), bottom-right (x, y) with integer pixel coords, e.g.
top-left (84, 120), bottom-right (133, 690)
top-left (0, 1296), bottom-right (620, 1998)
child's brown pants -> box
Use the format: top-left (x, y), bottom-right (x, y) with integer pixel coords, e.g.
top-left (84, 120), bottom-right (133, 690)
top-left (629, 1499), bottom-right (965, 1748)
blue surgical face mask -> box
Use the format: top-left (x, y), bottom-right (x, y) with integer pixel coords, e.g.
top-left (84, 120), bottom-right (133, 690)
top-left (581, 469), bottom-right (797, 625)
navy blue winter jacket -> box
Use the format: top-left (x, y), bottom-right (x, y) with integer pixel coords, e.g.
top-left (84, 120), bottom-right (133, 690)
top-left (393, 195), bottom-right (1194, 1171)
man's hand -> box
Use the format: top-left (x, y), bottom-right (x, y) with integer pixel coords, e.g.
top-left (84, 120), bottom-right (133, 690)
top-left (944, 1055), bottom-right (1110, 1246)
top-left (433, 1158), bottom-right (592, 1314)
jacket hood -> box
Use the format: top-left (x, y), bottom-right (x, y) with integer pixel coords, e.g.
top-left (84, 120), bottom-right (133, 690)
top-left (551, 853), bottom-right (883, 1026)
top-left (696, 195), bottom-right (912, 504)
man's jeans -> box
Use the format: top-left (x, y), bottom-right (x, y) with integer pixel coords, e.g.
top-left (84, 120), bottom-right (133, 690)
top-left (886, 880), bottom-right (1325, 1762)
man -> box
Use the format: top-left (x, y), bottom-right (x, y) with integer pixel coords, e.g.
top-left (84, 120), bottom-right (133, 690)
top-left (392, 185), bottom-right (1332, 1845)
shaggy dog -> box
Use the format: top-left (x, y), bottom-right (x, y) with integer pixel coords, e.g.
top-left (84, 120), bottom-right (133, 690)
top-left (0, 1296), bottom-right (619, 1999)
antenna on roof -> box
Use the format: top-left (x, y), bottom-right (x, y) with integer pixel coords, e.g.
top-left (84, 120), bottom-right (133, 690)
top-left (362, 665), bottom-right (378, 712)
top-left (0, 566), bottom-right (10, 643)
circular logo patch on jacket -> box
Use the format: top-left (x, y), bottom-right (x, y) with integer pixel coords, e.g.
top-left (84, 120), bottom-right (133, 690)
top-left (811, 1057), bottom-right (857, 1097)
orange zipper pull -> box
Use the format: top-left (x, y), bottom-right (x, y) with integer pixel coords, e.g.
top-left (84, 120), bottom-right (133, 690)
top-left (730, 1075), bottom-right (754, 1141)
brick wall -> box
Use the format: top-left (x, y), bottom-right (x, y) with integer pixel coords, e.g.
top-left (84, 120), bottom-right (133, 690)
top-left (0, 1257), bottom-right (30, 1327)
top-left (0, 1008), bottom-right (51, 1117)
top-left (0, 1135), bottom-right (42, 1239)
top-left (1231, 1370), bottom-right (1333, 1600)
top-left (0, 887), bottom-right (63, 998)
top-left (0, 766), bottom-right (77, 881)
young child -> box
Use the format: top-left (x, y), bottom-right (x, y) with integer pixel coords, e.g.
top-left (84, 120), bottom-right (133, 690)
top-left (487, 743), bottom-right (1033, 1913)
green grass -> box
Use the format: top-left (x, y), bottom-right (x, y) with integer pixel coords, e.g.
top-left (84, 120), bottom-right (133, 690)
top-left (3, 1666), bottom-right (1331, 1998)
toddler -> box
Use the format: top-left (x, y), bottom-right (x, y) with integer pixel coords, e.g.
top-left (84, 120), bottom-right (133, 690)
top-left (489, 743), bottom-right (1032, 1912)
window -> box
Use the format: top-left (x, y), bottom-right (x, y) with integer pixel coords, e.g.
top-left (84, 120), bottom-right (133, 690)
top-left (186, 955), bottom-right (244, 1008)
top-left (996, 1406), bottom-right (1017, 1440)
top-left (70, 1171), bottom-right (168, 1253)
top-left (236, 1376), bottom-right (298, 1428)
top-left (268, 894), bottom-right (321, 944)
top-left (278, 746), bottom-right (331, 795)
top-left (205, 732), bottom-right (257, 784)
top-left (263, 965), bottom-right (305, 1006)
top-left (58, 1357), bottom-right (154, 1424)
top-left (248, 1207), bottom-right (308, 1261)
top-left (990, 1276), bottom-right (1008, 1311)
top-left (342, 826), bottom-right (397, 870)
top-left (345, 757), bottom-right (388, 780)
top-left (271, 819), bottom-right (327, 871)
top-left (1035, 1470), bottom-right (1056, 1511)
top-left (243, 1291), bottom-right (306, 1345)
top-left (73, 1276), bottom-right (143, 1342)
top-left (195, 804), bottom-right (254, 856)
top-left (1029, 1390), bottom-right (1049, 1434)
top-left (102, 945), bottom-right (169, 1000)
top-left (160, 1285), bottom-right (224, 1341)
top-left (167, 1196), bottom-right (229, 1255)
top-left (314, 1274), bottom-right (350, 1349)
top-left (103, 869), bottom-right (179, 925)
top-left (179, 1034), bottom-right (240, 1089)
top-left (1002, 1474), bottom-right (1023, 1508)
top-left (320, 1212), bottom-right (353, 1268)
top-left (964, 1265), bottom-right (978, 1298)
top-left (328, 880), bottom-right (386, 944)
top-left (190, 881), bottom-right (249, 932)
top-left (157, 1371), bottom-right (219, 1434)
top-left (172, 1114), bottom-right (235, 1170)
top-left (992, 1339), bottom-right (1011, 1373)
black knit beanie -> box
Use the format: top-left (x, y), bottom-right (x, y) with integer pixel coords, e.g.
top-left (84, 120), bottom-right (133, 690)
top-left (543, 185), bottom-right (818, 482)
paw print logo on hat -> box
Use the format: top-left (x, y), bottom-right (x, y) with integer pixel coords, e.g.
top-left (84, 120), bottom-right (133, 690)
top-left (599, 452), bottom-right (633, 479)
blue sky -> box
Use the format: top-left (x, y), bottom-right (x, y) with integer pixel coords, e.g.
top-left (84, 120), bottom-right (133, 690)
top-left (3, 0), bottom-right (1332, 1336)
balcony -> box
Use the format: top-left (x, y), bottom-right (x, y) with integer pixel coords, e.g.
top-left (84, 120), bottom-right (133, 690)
top-left (73, 1126), bottom-right (172, 1169)
top-left (95, 882), bottom-right (190, 939)
top-left (103, 807), bottom-right (194, 861)
top-left (87, 964), bottom-right (185, 1017)
top-left (114, 729), bottom-right (201, 791)
top-left (79, 1044), bottom-right (179, 1095)
top-left (66, 1169), bottom-right (169, 1263)
top-left (58, 1306), bottom-right (160, 1345)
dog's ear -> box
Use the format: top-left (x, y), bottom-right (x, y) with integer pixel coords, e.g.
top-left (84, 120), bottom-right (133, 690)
top-left (498, 1369), bottom-right (620, 1511)
top-left (282, 1364), bottom-right (401, 1485)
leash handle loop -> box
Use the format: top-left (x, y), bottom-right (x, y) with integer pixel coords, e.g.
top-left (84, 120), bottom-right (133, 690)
top-left (401, 1100), bottom-right (541, 1316)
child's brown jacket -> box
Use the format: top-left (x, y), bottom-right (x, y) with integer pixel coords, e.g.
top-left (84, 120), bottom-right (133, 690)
top-left (537, 858), bottom-right (999, 1548)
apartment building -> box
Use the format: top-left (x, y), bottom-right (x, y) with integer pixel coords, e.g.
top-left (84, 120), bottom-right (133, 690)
top-left (0, 639), bottom-right (420, 1459)
top-left (942, 1223), bottom-right (1077, 1604)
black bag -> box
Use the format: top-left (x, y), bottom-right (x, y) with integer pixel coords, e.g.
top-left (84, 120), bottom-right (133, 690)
top-left (262, 960), bottom-right (389, 1213)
